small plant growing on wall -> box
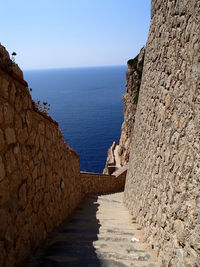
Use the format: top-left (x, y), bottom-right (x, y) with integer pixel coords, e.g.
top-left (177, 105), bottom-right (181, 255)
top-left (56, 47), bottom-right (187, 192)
top-left (11, 52), bottom-right (17, 63)
top-left (132, 217), bottom-right (137, 224)
top-left (35, 99), bottom-right (51, 115)
top-left (30, 88), bottom-right (51, 115)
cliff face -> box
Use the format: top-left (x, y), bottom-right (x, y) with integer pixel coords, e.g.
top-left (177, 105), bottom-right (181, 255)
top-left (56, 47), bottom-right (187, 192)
top-left (118, 48), bottom-right (145, 167)
top-left (0, 43), bottom-right (24, 79)
top-left (103, 48), bottom-right (145, 174)
top-left (124, 0), bottom-right (200, 266)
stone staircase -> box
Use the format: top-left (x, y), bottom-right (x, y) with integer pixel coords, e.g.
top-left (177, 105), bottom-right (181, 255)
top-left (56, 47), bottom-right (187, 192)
top-left (27, 192), bottom-right (158, 267)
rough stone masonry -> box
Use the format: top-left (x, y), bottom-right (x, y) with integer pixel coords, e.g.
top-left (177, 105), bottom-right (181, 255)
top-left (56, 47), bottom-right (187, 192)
top-left (124, 0), bottom-right (200, 266)
top-left (0, 43), bottom-right (126, 267)
top-left (0, 45), bottom-right (84, 266)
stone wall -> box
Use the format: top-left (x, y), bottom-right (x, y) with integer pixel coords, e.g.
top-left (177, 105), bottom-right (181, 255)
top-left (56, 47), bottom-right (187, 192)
top-left (124, 0), bottom-right (200, 266)
top-left (103, 141), bottom-right (119, 174)
top-left (0, 67), bottom-right (84, 266)
top-left (81, 168), bottom-right (126, 195)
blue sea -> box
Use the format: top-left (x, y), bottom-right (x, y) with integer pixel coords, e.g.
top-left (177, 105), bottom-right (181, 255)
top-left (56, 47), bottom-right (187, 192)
top-left (24, 66), bottom-right (126, 173)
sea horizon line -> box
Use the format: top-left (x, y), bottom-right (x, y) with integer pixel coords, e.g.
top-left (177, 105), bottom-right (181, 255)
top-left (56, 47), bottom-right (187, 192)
top-left (23, 64), bottom-right (127, 72)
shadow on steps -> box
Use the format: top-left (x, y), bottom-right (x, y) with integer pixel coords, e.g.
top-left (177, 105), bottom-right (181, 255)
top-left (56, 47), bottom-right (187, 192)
top-left (27, 195), bottom-right (101, 267)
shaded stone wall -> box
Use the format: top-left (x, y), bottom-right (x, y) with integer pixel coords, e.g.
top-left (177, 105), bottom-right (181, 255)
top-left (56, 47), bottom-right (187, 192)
top-left (0, 67), bottom-right (84, 266)
top-left (124, 0), bottom-right (200, 266)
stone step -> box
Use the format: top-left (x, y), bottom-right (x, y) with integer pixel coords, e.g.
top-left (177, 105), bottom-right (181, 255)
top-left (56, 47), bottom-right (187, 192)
top-left (27, 193), bottom-right (158, 267)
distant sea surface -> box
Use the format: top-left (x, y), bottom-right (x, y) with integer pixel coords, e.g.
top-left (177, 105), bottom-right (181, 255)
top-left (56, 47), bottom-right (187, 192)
top-left (24, 66), bottom-right (126, 173)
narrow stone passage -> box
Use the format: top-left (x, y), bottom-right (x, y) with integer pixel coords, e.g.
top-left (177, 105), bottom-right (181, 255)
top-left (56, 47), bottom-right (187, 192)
top-left (27, 193), bottom-right (158, 267)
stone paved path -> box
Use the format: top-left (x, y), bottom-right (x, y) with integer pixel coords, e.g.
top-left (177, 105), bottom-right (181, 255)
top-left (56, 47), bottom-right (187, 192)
top-left (27, 193), bottom-right (158, 267)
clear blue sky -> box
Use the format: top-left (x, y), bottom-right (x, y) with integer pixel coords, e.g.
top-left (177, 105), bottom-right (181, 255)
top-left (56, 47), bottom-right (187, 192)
top-left (1, 0), bottom-right (151, 70)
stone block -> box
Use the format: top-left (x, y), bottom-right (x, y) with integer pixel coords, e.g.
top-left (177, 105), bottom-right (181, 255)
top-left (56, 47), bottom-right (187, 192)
top-left (15, 114), bottom-right (22, 131)
top-left (5, 148), bottom-right (17, 174)
top-left (0, 179), bottom-right (9, 206)
top-left (38, 121), bottom-right (45, 135)
top-left (165, 94), bottom-right (171, 109)
top-left (0, 78), bottom-right (9, 99)
top-left (0, 241), bottom-right (6, 266)
top-left (18, 183), bottom-right (27, 209)
top-left (9, 82), bottom-right (16, 104)
top-left (17, 128), bottom-right (29, 144)
top-left (39, 135), bottom-right (45, 148)
top-left (9, 170), bottom-right (22, 193)
top-left (0, 105), bottom-right (3, 124)
top-left (15, 95), bottom-right (23, 112)
top-left (5, 127), bottom-right (16, 145)
top-left (32, 166), bottom-right (38, 180)
top-left (0, 208), bottom-right (9, 238)
top-left (23, 94), bottom-right (29, 110)
top-left (3, 103), bottom-right (14, 126)
top-left (27, 129), bottom-right (36, 146)
top-left (0, 129), bottom-right (5, 151)
top-left (26, 110), bottom-right (32, 130)
top-left (0, 156), bottom-right (5, 182)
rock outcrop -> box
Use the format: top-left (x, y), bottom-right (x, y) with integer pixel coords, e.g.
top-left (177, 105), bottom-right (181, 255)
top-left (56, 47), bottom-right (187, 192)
top-left (0, 43), bottom-right (24, 80)
top-left (124, 0), bottom-right (200, 266)
top-left (118, 48), bottom-right (145, 167)
top-left (104, 48), bottom-right (145, 174)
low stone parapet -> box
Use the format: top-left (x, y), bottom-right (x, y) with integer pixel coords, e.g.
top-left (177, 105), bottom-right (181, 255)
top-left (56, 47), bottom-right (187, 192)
top-left (81, 167), bottom-right (127, 195)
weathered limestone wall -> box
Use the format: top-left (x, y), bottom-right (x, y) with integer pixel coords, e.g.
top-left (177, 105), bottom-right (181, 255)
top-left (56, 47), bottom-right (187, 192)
top-left (124, 0), bottom-right (200, 266)
top-left (0, 67), bottom-right (83, 266)
top-left (81, 169), bottom-right (126, 195)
